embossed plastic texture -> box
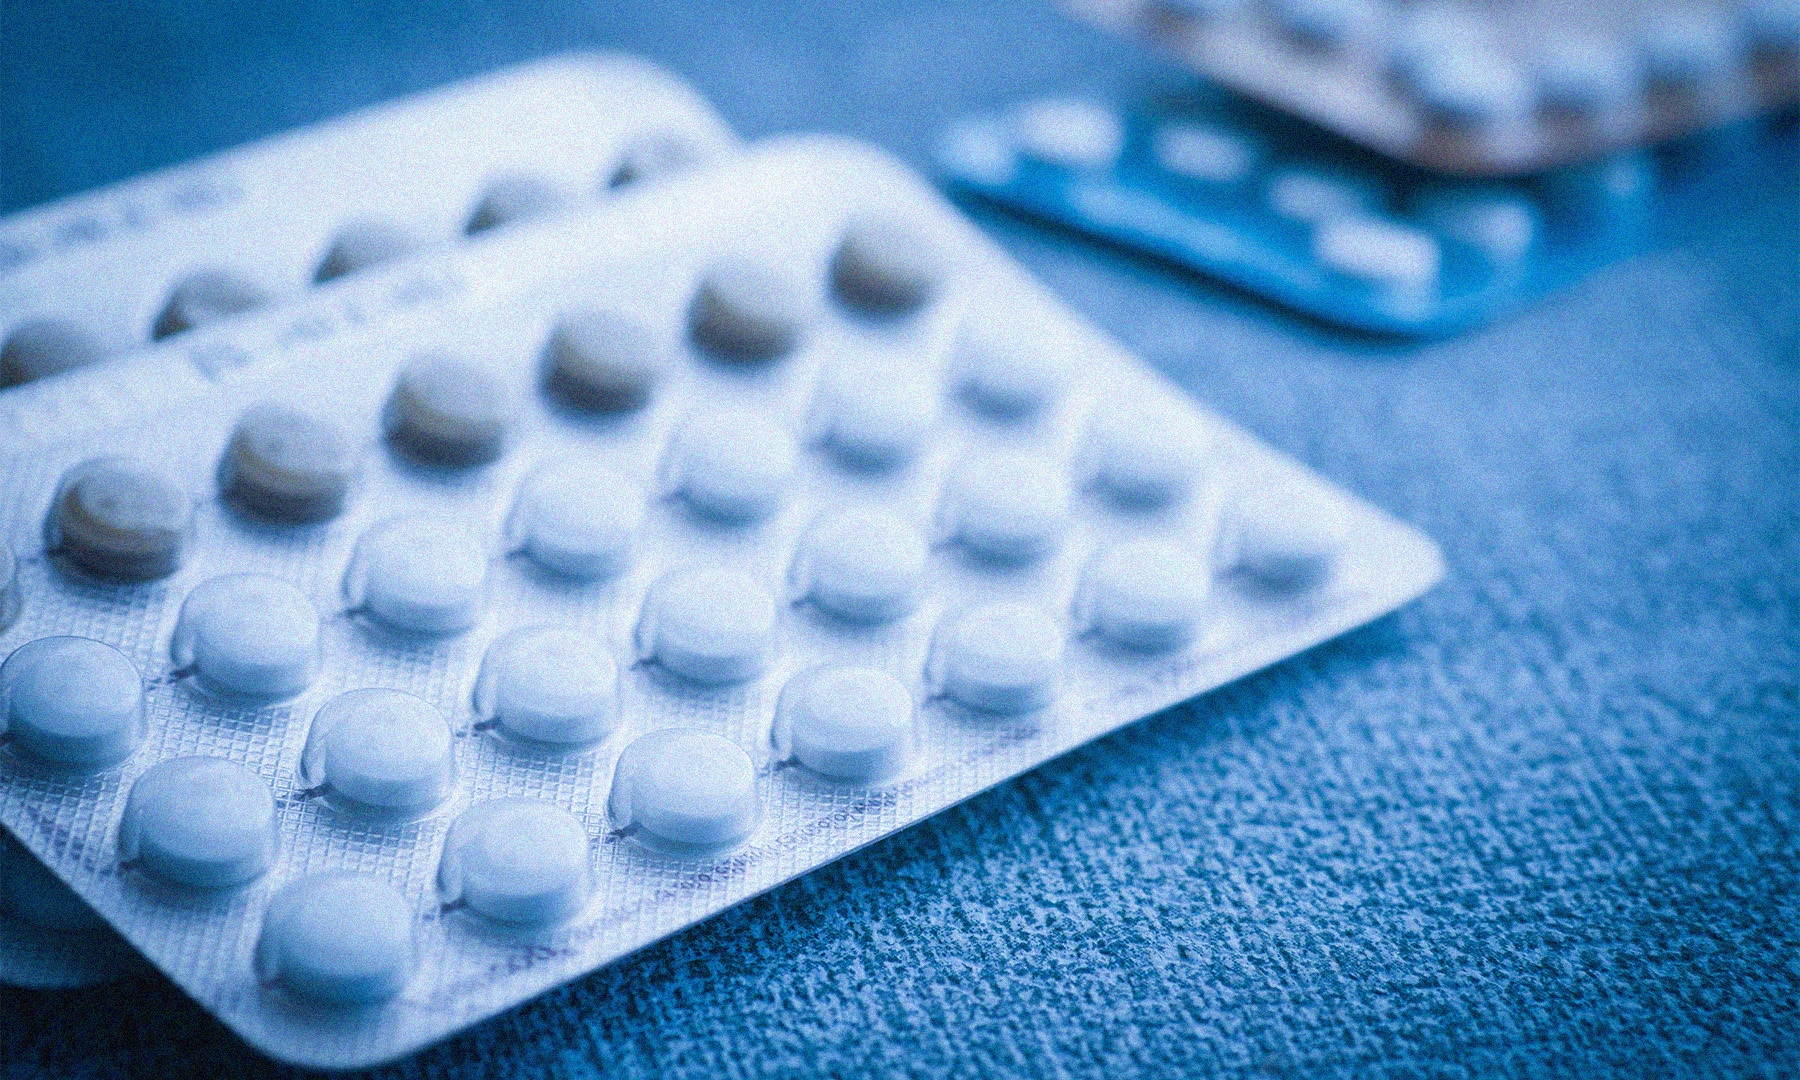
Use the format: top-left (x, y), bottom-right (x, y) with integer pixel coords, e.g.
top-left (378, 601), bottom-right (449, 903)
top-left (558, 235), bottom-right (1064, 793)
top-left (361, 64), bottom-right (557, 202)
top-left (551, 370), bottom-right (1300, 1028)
top-left (934, 89), bottom-right (1787, 335)
top-left (0, 51), bottom-right (737, 447)
top-left (1066, 0), bottom-right (1800, 176)
top-left (0, 137), bottom-right (1442, 1068)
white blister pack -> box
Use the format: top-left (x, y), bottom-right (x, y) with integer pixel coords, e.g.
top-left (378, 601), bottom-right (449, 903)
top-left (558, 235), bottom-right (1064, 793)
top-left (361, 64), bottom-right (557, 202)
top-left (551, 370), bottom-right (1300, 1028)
top-left (0, 136), bottom-right (1442, 1068)
top-left (0, 51), bottom-right (736, 447)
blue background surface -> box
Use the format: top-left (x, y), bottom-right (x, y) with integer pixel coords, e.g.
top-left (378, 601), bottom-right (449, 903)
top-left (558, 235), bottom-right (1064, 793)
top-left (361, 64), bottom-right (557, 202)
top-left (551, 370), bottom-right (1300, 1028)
top-left (3, 2), bottom-right (1797, 1077)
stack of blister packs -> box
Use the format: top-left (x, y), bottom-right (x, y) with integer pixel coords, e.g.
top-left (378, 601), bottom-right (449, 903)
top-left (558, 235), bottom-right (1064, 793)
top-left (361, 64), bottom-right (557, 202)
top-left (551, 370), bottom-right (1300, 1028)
top-left (0, 52), bottom-right (1441, 1069)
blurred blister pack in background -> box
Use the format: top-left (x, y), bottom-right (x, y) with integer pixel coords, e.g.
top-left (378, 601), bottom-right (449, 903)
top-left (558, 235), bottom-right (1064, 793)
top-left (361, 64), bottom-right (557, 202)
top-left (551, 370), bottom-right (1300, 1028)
top-left (1066, 0), bottom-right (1799, 175)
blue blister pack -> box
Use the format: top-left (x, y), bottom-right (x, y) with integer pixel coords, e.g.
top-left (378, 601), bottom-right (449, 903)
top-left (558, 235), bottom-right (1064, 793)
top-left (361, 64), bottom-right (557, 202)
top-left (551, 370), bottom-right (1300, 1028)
top-left (938, 89), bottom-right (1785, 336)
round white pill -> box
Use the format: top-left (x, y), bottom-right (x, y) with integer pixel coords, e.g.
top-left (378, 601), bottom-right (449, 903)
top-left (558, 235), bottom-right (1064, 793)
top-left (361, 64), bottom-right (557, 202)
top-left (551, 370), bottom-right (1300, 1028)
top-left (46, 457), bottom-right (192, 582)
top-left (383, 354), bottom-right (515, 467)
top-left (928, 602), bottom-right (1064, 714)
top-left (1638, 10), bottom-right (1742, 87)
top-left (119, 756), bottom-right (277, 889)
top-left (830, 214), bottom-right (945, 314)
top-left (0, 637), bottom-right (142, 768)
top-left (1413, 188), bottom-right (1539, 267)
top-left (171, 574), bottom-right (320, 699)
top-left (808, 362), bottom-right (940, 470)
top-left (1272, 0), bottom-right (1382, 49)
top-left (507, 461), bottom-right (642, 580)
top-left (773, 667), bottom-right (913, 782)
top-left (1266, 168), bottom-right (1380, 225)
top-left (1, 319), bottom-right (109, 387)
top-left (255, 873), bottom-right (415, 1004)
top-left (540, 308), bottom-right (668, 413)
top-left (1410, 48), bottom-right (1537, 129)
top-left (0, 546), bottom-right (20, 634)
top-left (1076, 539), bottom-right (1212, 651)
top-left (301, 689), bottom-right (456, 814)
top-left (0, 831), bottom-right (108, 932)
top-left (1013, 98), bottom-right (1125, 170)
top-left (1228, 486), bottom-right (1354, 588)
top-left (345, 517), bottom-right (489, 636)
top-left (687, 258), bottom-right (811, 362)
top-left (150, 268), bottom-right (270, 340)
top-left (790, 507), bottom-right (928, 623)
top-left (313, 219), bottom-right (418, 283)
top-left (1083, 404), bottom-right (1211, 509)
top-left (437, 800), bottom-right (592, 925)
top-left (217, 404), bottom-right (359, 523)
top-left (608, 129), bottom-right (707, 189)
top-left (608, 728), bottom-right (759, 848)
top-left (951, 310), bottom-right (1072, 421)
top-left (464, 173), bottom-right (566, 235)
top-left (939, 450), bottom-right (1071, 564)
top-left (1312, 216), bottom-right (1442, 294)
top-left (1152, 122), bottom-right (1260, 185)
top-left (473, 626), bottom-right (619, 747)
top-left (662, 408), bottom-right (798, 523)
top-left (1534, 36), bottom-right (1643, 116)
top-left (635, 566), bottom-right (777, 685)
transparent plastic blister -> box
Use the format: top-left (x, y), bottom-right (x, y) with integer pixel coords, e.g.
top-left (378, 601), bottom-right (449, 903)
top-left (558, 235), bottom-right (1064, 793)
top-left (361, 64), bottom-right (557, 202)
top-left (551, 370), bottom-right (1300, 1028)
top-left (0, 137), bottom-right (1441, 1067)
top-left (0, 51), bottom-right (736, 449)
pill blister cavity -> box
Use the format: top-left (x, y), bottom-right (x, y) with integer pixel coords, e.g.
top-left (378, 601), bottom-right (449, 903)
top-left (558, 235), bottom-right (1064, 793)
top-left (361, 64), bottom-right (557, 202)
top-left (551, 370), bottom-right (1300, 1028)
top-left (314, 219), bottom-right (419, 283)
top-left (1152, 122), bottom-right (1260, 186)
top-left (345, 517), bottom-right (489, 635)
top-left (790, 507), bottom-right (928, 623)
top-left (1312, 217), bottom-right (1441, 295)
top-left (150, 269), bottom-right (271, 340)
top-left (507, 461), bottom-right (642, 580)
top-left (662, 408), bottom-right (798, 523)
top-left (608, 728), bottom-right (759, 849)
top-left (255, 872), bottom-right (415, 1004)
top-left (808, 361), bottom-right (940, 470)
top-left (119, 757), bottom-right (277, 888)
top-left (1228, 485), bottom-right (1354, 589)
top-left (951, 309), bottom-right (1071, 421)
top-left (1083, 403), bottom-right (1211, 510)
top-left (1075, 539), bottom-right (1212, 652)
top-left (772, 667), bottom-right (913, 782)
top-left (1533, 36), bottom-right (1644, 117)
top-left (464, 173), bottom-right (566, 235)
top-left (687, 258), bottom-right (811, 362)
top-left (218, 404), bottom-right (359, 523)
top-left (437, 800), bottom-right (592, 925)
top-left (608, 130), bottom-right (706, 190)
top-left (46, 457), bottom-right (192, 582)
top-left (473, 626), bottom-right (619, 748)
top-left (1412, 187), bottom-right (1538, 268)
top-left (939, 450), bottom-right (1071, 564)
top-left (830, 213), bottom-right (945, 314)
top-left (1, 319), bottom-right (109, 387)
top-left (1013, 99), bottom-right (1125, 170)
top-left (0, 637), bottom-right (143, 768)
top-left (301, 689), bottom-right (456, 815)
top-left (171, 574), bottom-right (321, 700)
top-left (541, 309), bottom-right (668, 414)
top-left (635, 566), bottom-right (777, 685)
top-left (382, 354), bottom-right (516, 467)
top-left (928, 601), bottom-right (1065, 714)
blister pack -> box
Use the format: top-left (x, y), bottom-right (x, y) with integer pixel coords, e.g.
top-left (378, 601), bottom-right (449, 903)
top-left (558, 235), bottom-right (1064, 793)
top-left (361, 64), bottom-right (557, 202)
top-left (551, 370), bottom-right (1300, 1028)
top-left (0, 49), bottom-right (734, 988)
top-left (935, 88), bottom-right (1755, 335)
top-left (0, 51), bottom-right (736, 444)
top-left (1067, 0), bottom-right (1799, 176)
top-left (0, 136), bottom-right (1442, 1068)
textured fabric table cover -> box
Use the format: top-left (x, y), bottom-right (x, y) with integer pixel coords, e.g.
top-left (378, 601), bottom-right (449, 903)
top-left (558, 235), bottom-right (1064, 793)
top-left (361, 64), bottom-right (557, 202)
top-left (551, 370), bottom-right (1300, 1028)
top-left (2, 1), bottom-right (1795, 1076)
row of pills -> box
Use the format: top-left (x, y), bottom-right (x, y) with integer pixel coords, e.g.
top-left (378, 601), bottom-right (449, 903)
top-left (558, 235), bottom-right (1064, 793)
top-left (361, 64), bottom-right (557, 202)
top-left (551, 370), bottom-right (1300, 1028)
top-left (1153, 0), bottom-right (1799, 132)
top-left (0, 132), bottom-right (707, 390)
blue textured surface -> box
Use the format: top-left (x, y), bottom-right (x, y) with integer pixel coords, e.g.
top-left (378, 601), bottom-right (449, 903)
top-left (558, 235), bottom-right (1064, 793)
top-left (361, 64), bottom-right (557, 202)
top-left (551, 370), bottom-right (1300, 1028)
top-left (3, 2), bottom-right (1798, 1077)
